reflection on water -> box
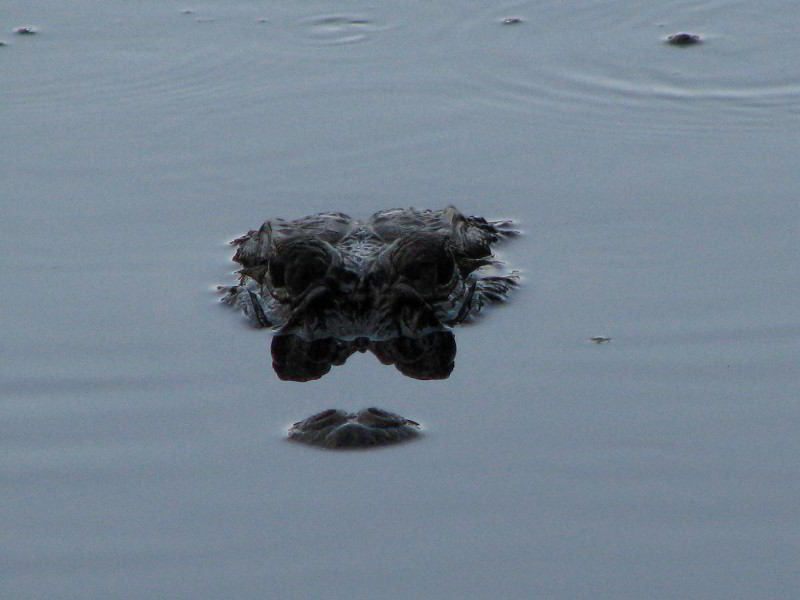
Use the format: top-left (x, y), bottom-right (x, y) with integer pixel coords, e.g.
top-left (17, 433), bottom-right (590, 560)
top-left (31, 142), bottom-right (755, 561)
top-left (271, 330), bottom-right (456, 381)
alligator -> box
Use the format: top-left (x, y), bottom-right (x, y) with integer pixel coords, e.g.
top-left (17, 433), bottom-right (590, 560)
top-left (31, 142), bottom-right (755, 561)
top-left (221, 206), bottom-right (518, 447)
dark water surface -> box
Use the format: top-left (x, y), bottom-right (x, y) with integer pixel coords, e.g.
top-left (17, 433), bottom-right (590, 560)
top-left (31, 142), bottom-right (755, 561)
top-left (3, 0), bottom-right (799, 598)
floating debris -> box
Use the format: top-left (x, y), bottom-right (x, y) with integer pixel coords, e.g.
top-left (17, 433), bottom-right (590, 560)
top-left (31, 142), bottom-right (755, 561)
top-left (14, 27), bottom-right (37, 35)
top-left (502, 17), bottom-right (524, 25)
top-left (590, 336), bottom-right (612, 344)
top-left (667, 32), bottom-right (702, 46)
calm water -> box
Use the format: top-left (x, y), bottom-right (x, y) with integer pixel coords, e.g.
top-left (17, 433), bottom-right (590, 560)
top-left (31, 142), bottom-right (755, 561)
top-left (3, 0), bottom-right (799, 598)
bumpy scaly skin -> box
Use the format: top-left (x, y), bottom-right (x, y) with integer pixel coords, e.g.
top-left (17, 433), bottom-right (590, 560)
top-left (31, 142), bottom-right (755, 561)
top-left (289, 408), bottom-right (421, 449)
top-left (223, 206), bottom-right (518, 339)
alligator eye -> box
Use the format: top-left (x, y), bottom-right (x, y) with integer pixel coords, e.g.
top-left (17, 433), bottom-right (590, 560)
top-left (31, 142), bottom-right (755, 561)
top-left (271, 238), bottom-right (333, 296)
top-left (392, 236), bottom-right (456, 294)
top-left (285, 255), bottom-right (328, 295)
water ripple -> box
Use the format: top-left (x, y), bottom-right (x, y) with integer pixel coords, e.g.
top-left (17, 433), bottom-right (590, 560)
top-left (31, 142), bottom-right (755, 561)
top-left (436, 0), bottom-right (800, 136)
top-left (4, 0), bottom-right (798, 137)
top-left (296, 15), bottom-right (387, 46)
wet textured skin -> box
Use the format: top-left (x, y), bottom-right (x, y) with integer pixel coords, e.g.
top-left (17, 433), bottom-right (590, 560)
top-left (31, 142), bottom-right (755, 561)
top-left (288, 408), bottom-right (420, 449)
top-left (223, 206), bottom-right (518, 341)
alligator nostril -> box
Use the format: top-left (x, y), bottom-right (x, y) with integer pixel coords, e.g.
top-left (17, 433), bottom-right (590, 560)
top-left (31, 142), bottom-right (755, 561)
top-left (313, 409), bottom-right (338, 420)
top-left (356, 407), bottom-right (407, 428)
top-left (296, 409), bottom-right (350, 430)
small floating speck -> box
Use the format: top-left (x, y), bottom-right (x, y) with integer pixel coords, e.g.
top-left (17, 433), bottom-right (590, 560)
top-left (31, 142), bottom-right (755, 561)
top-left (666, 32), bottom-right (702, 46)
top-left (256, 18), bottom-right (268, 24)
top-left (14, 26), bottom-right (37, 35)
top-left (590, 336), bottom-right (612, 344)
top-left (502, 17), bottom-right (524, 25)
top-left (0, 41), bottom-right (7, 46)
top-left (182, 9), bottom-right (193, 15)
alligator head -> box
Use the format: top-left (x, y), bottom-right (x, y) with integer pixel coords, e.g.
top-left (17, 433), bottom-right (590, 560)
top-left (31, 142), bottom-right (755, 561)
top-left (222, 206), bottom-right (517, 379)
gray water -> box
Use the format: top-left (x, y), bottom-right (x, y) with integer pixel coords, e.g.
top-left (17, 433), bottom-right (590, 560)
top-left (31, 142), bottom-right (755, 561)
top-left (3, 0), bottom-right (799, 598)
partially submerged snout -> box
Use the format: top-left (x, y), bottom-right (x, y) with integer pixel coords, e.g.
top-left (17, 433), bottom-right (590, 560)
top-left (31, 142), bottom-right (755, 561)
top-left (288, 408), bottom-right (421, 449)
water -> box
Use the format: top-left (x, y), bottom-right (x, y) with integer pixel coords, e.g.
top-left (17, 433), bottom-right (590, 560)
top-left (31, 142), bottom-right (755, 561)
top-left (3, 0), bottom-right (799, 597)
